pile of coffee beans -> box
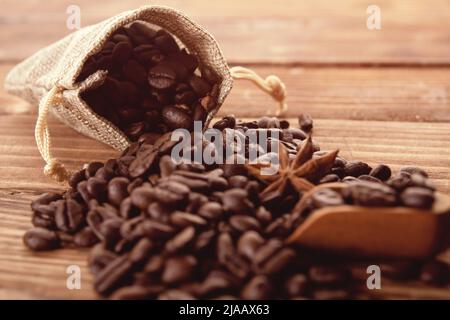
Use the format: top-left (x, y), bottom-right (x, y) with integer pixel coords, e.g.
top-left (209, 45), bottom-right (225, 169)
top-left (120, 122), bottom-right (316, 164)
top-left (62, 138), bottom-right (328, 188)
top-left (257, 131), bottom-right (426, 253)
top-left (24, 115), bottom-right (450, 299)
top-left (78, 21), bottom-right (219, 141)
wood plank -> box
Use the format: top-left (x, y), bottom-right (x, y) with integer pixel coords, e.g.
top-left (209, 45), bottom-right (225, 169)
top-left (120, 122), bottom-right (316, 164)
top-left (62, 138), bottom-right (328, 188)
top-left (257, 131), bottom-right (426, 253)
top-left (2, 64), bottom-right (450, 122)
top-left (1, 0), bottom-right (450, 64)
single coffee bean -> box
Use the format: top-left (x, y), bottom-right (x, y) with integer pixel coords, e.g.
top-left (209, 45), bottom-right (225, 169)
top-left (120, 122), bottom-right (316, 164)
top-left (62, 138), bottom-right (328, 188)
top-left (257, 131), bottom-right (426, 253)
top-left (298, 113), bottom-right (313, 132)
top-left (161, 105), bottom-right (193, 130)
top-left (165, 226), bottom-right (196, 253)
top-left (108, 177), bottom-right (130, 206)
top-left (87, 177), bottom-right (108, 201)
top-left (358, 174), bottom-right (382, 183)
top-left (147, 63), bottom-right (177, 89)
top-left (400, 187), bottom-right (434, 209)
top-left (154, 32), bottom-right (180, 54)
top-left (221, 188), bottom-right (254, 214)
top-left (369, 164), bottom-right (392, 181)
top-left (400, 166), bottom-right (428, 178)
top-left (85, 162), bottom-right (104, 178)
top-left (310, 188), bottom-right (345, 209)
top-left (130, 186), bottom-right (154, 210)
top-left (162, 255), bottom-right (197, 284)
top-left (240, 276), bottom-right (272, 300)
top-left (24, 228), bottom-right (60, 251)
top-left (237, 231), bottom-right (265, 260)
top-left (344, 161), bottom-right (371, 177)
top-left (188, 75), bottom-right (211, 97)
top-left (74, 227), bottom-right (99, 247)
top-left (229, 215), bottom-right (261, 233)
top-left (285, 274), bottom-right (310, 297)
top-left (319, 174), bottom-right (340, 184)
top-left (348, 181), bottom-right (397, 207)
top-left (197, 202), bottom-right (224, 220)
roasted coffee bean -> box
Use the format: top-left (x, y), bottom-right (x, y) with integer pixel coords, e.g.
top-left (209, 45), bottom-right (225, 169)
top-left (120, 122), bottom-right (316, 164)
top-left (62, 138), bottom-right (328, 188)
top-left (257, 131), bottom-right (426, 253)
top-left (188, 75), bottom-right (211, 97)
top-left (147, 202), bottom-right (171, 222)
top-left (161, 105), bottom-right (193, 130)
top-left (130, 186), bottom-right (153, 210)
top-left (358, 174), bottom-right (382, 183)
top-left (229, 215), bottom-right (261, 233)
top-left (87, 177), bottom-right (108, 201)
top-left (310, 188), bottom-right (344, 209)
top-left (112, 41), bottom-right (132, 63)
top-left (400, 166), bottom-right (428, 178)
top-left (129, 145), bottom-right (157, 178)
top-left (213, 115), bottom-right (236, 131)
top-left (217, 232), bottom-right (250, 278)
top-left (344, 161), bottom-right (371, 177)
top-left (420, 261), bottom-right (450, 286)
top-left (253, 239), bottom-right (283, 268)
top-left (197, 270), bottom-right (236, 297)
top-left (147, 63), bottom-right (177, 89)
top-left (319, 174), bottom-right (340, 184)
top-left (165, 226), bottom-right (196, 253)
top-left (94, 254), bottom-right (134, 295)
top-left (170, 212), bottom-right (207, 228)
top-left (285, 274), bottom-right (310, 297)
top-left (162, 255), bottom-right (197, 284)
top-left (348, 181), bottom-right (397, 207)
top-left (400, 187), bottom-right (434, 209)
top-left (98, 218), bottom-right (123, 247)
top-left (197, 202), bottom-right (224, 220)
top-left (74, 227), bottom-right (99, 247)
top-left (258, 248), bottom-right (296, 274)
top-left (138, 220), bottom-right (175, 239)
top-left (69, 169), bottom-right (87, 188)
top-left (108, 177), bottom-right (130, 206)
top-left (120, 197), bottom-right (140, 219)
top-left (237, 231), bottom-right (265, 261)
top-left (298, 113), bottom-right (313, 132)
top-left (95, 167), bottom-right (116, 181)
top-left (240, 276), bottom-right (272, 300)
top-left (154, 32), bottom-right (179, 54)
top-left (23, 228), bottom-right (60, 251)
top-left (85, 162), bottom-right (104, 178)
top-left (159, 155), bottom-right (177, 177)
top-left (194, 230), bottom-right (216, 252)
top-left (369, 164), bottom-right (392, 181)
top-left (55, 199), bottom-right (84, 233)
top-left (149, 180), bottom-right (190, 206)
top-left (129, 238), bottom-right (153, 263)
top-left (221, 188), bottom-right (254, 214)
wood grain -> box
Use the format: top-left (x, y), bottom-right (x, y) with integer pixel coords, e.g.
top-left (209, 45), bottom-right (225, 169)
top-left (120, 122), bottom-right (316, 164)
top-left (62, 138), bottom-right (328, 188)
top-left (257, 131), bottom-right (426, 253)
top-left (1, 0), bottom-right (450, 64)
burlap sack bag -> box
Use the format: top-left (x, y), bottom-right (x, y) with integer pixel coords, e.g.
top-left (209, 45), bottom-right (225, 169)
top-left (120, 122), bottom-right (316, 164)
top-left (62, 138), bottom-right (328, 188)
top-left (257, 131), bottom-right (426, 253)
top-left (5, 5), bottom-right (287, 183)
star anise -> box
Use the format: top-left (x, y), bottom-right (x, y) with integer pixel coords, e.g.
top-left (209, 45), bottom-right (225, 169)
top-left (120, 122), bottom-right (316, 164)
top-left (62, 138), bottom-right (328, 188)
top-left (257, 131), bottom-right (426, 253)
top-left (246, 135), bottom-right (339, 197)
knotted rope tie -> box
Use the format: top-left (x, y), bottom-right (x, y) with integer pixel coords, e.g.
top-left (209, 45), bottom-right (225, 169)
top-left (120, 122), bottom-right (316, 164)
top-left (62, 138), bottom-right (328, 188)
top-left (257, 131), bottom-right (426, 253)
top-left (35, 86), bottom-right (71, 183)
top-left (230, 66), bottom-right (288, 116)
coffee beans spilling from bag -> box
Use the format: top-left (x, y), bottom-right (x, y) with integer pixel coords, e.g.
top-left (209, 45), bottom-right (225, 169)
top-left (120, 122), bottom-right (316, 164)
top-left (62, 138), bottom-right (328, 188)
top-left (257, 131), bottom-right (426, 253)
top-left (25, 115), bottom-right (450, 299)
top-left (79, 21), bottom-right (219, 141)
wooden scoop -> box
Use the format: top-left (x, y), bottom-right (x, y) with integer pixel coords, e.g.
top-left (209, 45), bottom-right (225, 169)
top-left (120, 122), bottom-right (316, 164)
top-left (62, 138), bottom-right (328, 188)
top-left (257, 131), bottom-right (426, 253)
top-left (287, 183), bottom-right (450, 259)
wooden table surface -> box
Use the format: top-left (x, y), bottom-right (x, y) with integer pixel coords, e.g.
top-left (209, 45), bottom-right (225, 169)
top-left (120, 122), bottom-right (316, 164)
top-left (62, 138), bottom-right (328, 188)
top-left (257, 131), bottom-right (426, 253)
top-left (0, 0), bottom-right (449, 299)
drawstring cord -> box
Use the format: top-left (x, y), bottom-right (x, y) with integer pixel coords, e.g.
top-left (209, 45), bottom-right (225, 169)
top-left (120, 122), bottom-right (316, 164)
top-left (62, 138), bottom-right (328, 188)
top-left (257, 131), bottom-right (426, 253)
top-left (35, 86), bottom-right (71, 182)
top-left (230, 66), bottom-right (288, 116)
